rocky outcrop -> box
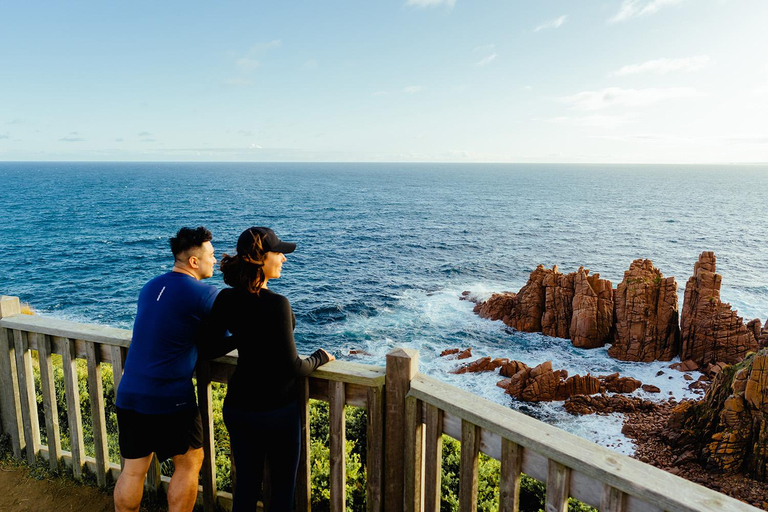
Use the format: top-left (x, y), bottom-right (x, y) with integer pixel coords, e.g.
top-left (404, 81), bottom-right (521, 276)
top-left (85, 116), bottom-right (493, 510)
top-left (453, 357), bottom-right (508, 374)
top-left (496, 361), bottom-right (647, 402)
top-left (665, 349), bottom-right (768, 481)
top-left (570, 268), bottom-right (614, 348)
top-left (759, 321), bottom-right (768, 348)
top-left (748, 319), bottom-right (762, 345)
top-left (609, 259), bottom-right (680, 361)
top-left (680, 252), bottom-right (758, 365)
top-left (473, 293), bottom-right (516, 322)
top-left (564, 394), bottom-right (660, 415)
top-left (474, 264), bottom-right (613, 349)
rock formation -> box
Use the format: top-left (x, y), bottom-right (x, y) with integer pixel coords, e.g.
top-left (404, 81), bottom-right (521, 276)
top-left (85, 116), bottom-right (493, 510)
top-left (570, 268), bottom-right (614, 348)
top-left (680, 252), bottom-right (758, 365)
top-left (665, 349), bottom-right (768, 481)
top-left (475, 264), bottom-right (613, 349)
top-left (472, 292), bottom-right (516, 322)
top-left (609, 259), bottom-right (680, 361)
top-left (453, 357), bottom-right (508, 374)
top-left (748, 319), bottom-right (762, 345)
top-left (564, 394), bottom-right (660, 415)
top-left (496, 361), bottom-right (648, 402)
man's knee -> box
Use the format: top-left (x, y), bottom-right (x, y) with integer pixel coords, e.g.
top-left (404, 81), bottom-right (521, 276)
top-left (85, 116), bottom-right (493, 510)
top-left (173, 447), bottom-right (204, 472)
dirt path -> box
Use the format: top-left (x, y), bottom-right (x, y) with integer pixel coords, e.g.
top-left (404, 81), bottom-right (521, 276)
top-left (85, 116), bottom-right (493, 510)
top-left (0, 462), bottom-right (114, 512)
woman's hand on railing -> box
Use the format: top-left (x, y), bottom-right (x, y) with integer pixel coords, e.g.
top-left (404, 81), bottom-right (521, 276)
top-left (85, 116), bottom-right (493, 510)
top-left (319, 349), bottom-right (335, 362)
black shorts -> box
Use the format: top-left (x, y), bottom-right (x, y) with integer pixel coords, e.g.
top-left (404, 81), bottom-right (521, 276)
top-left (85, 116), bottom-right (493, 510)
top-left (116, 406), bottom-right (203, 462)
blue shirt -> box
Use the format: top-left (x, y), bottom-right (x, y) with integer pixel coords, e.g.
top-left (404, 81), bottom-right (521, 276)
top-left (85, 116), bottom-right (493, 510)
top-left (116, 272), bottom-right (219, 414)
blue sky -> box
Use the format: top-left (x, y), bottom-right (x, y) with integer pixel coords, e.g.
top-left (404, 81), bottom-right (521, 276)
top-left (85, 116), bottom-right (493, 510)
top-left (1, 0), bottom-right (766, 163)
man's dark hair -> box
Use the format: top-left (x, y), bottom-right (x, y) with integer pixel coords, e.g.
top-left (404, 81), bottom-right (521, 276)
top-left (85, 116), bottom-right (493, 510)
top-left (170, 226), bottom-right (212, 260)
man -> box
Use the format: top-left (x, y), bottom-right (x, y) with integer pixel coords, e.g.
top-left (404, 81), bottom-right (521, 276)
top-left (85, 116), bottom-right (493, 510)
top-left (114, 226), bottom-right (220, 512)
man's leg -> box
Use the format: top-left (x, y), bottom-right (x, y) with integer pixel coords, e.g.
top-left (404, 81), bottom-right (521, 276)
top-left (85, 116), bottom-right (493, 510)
top-left (114, 454), bottom-right (154, 512)
top-left (168, 447), bottom-right (205, 512)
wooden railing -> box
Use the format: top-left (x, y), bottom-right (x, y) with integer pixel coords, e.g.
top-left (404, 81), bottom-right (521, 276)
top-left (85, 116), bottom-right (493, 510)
top-left (0, 295), bottom-right (760, 512)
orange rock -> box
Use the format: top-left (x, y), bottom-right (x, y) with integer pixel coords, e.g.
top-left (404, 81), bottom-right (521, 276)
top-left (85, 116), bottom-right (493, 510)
top-left (600, 372), bottom-right (642, 393)
top-left (473, 292), bottom-right (516, 322)
top-left (440, 348), bottom-right (460, 357)
top-left (569, 268), bottom-right (614, 349)
top-left (499, 360), bottom-right (529, 378)
top-left (609, 259), bottom-right (680, 362)
top-left (453, 356), bottom-right (508, 374)
top-left (680, 252), bottom-right (758, 365)
top-left (457, 348), bottom-right (472, 360)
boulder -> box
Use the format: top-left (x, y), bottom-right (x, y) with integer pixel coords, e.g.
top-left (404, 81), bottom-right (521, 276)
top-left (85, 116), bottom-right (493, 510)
top-left (666, 349), bottom-right (768, 481)
top-left (747, 318), bottom-right (762, 346)
top-left (453, 357), bottom-right (508, 374)
top-left (502, 360), bottom-right (601, 402)
top-left (609, 259), bottom-right (680, 361)
top-left (457, 348), bottom-right (472, 360)
top-left (760, 322), bottom-right (768, 348)
top-left (680, 252), bottom-right (758, 365)
top-left (473, 292), bottom-right (516, 322)
top-left (599, 372), bottom-right (642, 393)
top-left (499, 360), bottom-right (529, 378)
top-left (564, 394), bottom-right (660, 415)
top-left (505, 265), bottom-right (550, 332)
top-left (541, 267), bottom-right (575, 339)
top-left (440, 348), bottom-right (460, 357)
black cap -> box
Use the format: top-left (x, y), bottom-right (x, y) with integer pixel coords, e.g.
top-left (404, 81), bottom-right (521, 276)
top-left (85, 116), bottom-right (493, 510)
top-left (237, 227), bottom-right (296, 254)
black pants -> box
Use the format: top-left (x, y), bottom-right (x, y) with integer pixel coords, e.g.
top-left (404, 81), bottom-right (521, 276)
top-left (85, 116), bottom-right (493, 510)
top-left (223, 401), bottom-right (301, 512)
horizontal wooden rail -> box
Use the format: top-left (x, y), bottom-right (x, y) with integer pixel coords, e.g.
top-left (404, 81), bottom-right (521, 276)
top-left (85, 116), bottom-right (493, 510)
top-left (407, 373), bottom-right (757, 512)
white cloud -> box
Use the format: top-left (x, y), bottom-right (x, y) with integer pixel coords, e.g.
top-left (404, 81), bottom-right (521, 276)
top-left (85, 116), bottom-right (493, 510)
top-left (59, 132), bottom-right (85, 142)
top-left (137, 131), bottom-right (152, 137)
top-left (372, 91), bottom-right (389, 97)
top-left (725, 136), bottom-right (768, 144)
top-left (404, 85), bottom-right (425, 94)
top-left (523, 85), bottom-right (533, 91)
top-left (609, 0), bottom-right (685, 23)
top-left (475, 53), bottom-right (496, 66)
top-left (559, 87), bottom-right (705, 110)
top-left (534, 15), bottom-right (567, 32)
top-left (405, 0), bottom-right (456, 8)
top-left (237, 58), bottom-right (261, 72)
top-left (611, 55), bottom-right (710, 76)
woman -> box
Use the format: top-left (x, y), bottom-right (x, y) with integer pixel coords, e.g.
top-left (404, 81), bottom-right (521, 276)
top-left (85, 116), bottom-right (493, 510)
top-left (209, 226), bottom-right (334, 511)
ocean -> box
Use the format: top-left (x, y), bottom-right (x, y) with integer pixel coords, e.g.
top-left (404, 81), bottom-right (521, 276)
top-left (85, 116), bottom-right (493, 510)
top-left (2, 162), bottom-right (767, 454)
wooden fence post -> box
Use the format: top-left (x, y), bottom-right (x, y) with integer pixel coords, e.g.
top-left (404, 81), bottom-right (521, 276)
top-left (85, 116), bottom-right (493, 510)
top-left (196, 360), bottom-right (217, 512)
top-left (384, 347), bottom-right (419, 512)
top-left (0, 296), bottom-right (23, 457)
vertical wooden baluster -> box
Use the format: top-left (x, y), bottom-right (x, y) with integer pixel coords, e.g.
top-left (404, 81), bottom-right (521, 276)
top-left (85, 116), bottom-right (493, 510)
top-left (37, 333), bottom-right (61, 471)
top-left (384, 348), bottom-right (419, 512)
top-left (329, 380), bottom-right (347, 512)
top-left (545, 460), bottom-right (570, 512)
top-left (295, 377), bottom-right (311, 512)
top-left (0, 326), bottom-right (24, 459)
top-left (86, 341), bottom-right (109, 487)
top-left (600, 484), bottom-right (627, 512)
top-left (423, 404), bottom-right (443, 512)
top-left (14, 330), bottom-right (40, 465)
top-left (366, 385), bottom-right (384, 512)
top-left (197, 360), bottom-right (217, 512)
top-left (499, 439), bottom-right (523, 512)
top-left (459, 420), bottom-right (480, 512)
top-left (109, 344), bottom-right (125, 469)
top-left (404, 396), bottom-right (424, 512)
top-left (61, 337), bottom-right (85, 479)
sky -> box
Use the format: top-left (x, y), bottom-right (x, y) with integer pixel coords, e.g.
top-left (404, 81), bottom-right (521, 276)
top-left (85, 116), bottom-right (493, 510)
top-left (1, 0), bottom-right (767, 164)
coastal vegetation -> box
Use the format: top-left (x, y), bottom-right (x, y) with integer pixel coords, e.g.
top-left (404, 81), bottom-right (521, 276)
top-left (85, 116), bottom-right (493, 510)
top-left (16, 354), bottom-right (596, 511)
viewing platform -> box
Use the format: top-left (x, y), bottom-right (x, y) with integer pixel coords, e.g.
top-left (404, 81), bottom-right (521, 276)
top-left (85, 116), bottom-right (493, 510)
top-left (0, 294), bottom-right (760, 511)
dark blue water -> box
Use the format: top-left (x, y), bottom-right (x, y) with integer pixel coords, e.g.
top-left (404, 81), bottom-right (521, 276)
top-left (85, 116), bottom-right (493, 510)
top-left (2, 162), bottom-right (767, 451)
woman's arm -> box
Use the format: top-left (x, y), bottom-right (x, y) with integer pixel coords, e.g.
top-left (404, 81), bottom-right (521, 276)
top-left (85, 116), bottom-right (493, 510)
top-left (275, 295), bottom-right (332, 376)
top-left (197, 291), bottom-right (238, 359)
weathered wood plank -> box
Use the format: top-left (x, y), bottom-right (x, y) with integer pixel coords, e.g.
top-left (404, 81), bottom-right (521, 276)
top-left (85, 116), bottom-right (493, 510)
top-left (404, 396), bottom-right (424, 512)
top-left (408, 374), bottom-right (755, 512)
top-left (295, 377), bottom-right (311, 512)
top-left (14, 329), bottom-right (41, 465)
top-left (146, 455), bottom-right (162, 494)
top-left (86, 341), bottom-right (109, 487)
top-left (602, 483), bottom-right (628, 512)
top-left (60, 337), bottom-right (85, 479)
top-left (196, 360), bottom-right (217, 512)
top-left (0, 315), bottom-right (131, 348)
top-left (366, 385), bottom-right (384, 512)
top-left (36, 333), bottom-right (62, 471)
top-left (546, 460), bottom-right (570, 512)
top-left (500, 438), bottom-right (523, 512)
top-left (424, 403), bottom-right (443, 512)
top-left (0, 327), bottom-right (24, 458)
top-left (312, 360), bottom-right (386, 387)
top-left (459, 420), bottom-right (480, 512)
top-left (329, 380), bottom-right (346, 512)
top-left (384, 348), bottom-right (419, 512)
top-left (110, 345), bottom-right (125, 393)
